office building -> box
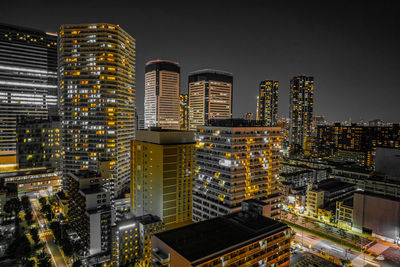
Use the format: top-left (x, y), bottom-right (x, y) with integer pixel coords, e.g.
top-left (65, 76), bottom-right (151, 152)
top-left (152, 200), bottom-right (291, 267)
top-left (256, 80), bottom-right (278, 126)
top-left (59, 23), bottom-right (135, 198)
top-left (111, 216), bottom-right (140, 266)
top-left (131, 129), bottom-right (195, 228)
top-left (0, 24), bottom-right (57, 152)
top-left (289, 76), bottom-right (314, 153)
top-left (67, 170), bottom-right (111, 256)
top-left (188, 69), bottom-right (233, 131)
top-left (192, 119), bottom-right (282, 221)
top-left (0, 168), bottom-right (62, 194)
top-left (136, 214), bottom-right (164, 267)
top-left (111, 213), bottom-right (164, 267)
top-left (16, 116), bottom-right (61, 170)
top-left (179, 94), bottom-right (189, 130)
top-left (144, 60), bottom-right (180, 130)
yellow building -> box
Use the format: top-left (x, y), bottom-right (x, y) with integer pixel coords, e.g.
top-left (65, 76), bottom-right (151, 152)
top-left (336, 198), bottom-right (354, 230)
top-left (131, 130), bottom-right (195, 229)
top-left (305, 189), bottom-right (324, 217)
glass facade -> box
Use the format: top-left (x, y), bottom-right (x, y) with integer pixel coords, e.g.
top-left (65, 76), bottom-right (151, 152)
top-left (0, 24), bottom-right (57, 152)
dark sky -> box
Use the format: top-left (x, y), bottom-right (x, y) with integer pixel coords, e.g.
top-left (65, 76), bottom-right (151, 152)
top-left (1, 0), bottom-right (399, 122)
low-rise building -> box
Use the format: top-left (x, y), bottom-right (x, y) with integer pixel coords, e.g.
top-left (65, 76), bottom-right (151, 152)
top-left (333, 167), bottom-right (400, 199)
top-left (0, 168), bottom-right (61, 194)
top-left (151, 200), bottom-right (291, 267)
top-left (336, 197), bottom-right (354, 230)
top-left (305, 179), bottom-right (355, 218)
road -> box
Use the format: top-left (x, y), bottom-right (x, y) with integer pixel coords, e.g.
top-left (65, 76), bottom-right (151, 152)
top-left (31, 198), bottom-right (67, 267)
top-left (294, 230), bottom-right (399, 267)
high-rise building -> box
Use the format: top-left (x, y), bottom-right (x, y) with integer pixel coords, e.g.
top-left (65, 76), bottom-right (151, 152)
top-left (188, 69), bottom-right (233, 131)
top-left (59, 23), bottom-right (135, 198)
top-left (144, 60), bottom-right (180, 130)
top-left (67, 170), bottom-right (111, 256)
top-left (256, 80), bottom-right (278, 126)
top-left (289, 76), bottom-right (314, 152)
top-left (152, 200), bottom-right (291, 267)
top-left (0, 24), bottom-right (58, 152)
top-left (192, 119), bottom-right (282, 222)
top-left (131, 129), bottom-right (195, 228)
top-left (179, 94), bottom-right (189, 130)
top-left (135, 113), bottom-right (145, 131)
top-left (16, 116), bottom-right (61, 170)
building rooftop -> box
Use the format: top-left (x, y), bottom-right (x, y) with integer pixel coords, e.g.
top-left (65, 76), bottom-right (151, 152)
top-left (355, 191), bottom-right (400, 202)
top-left (342, 197), bottom-right (354, 208)
top-left (137, 214), bottom-right (162, 225)
top-left (135, 130), bottom-right (195, 145)
top-left (314, 179), bottom-right (354, 193)
top-left (154, 211), bottom-right (288, 264)
top-left (189, 69), bottom-right (233, 77)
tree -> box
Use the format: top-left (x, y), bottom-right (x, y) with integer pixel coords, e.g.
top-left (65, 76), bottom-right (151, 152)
top-left (72, 260), bottom-right (82, 267)
top-left (4, 197), bottom-right (22, 231)
top-left (37, 251), bottom-right (51, 267)
top-left (25, 211), bottom-right (33, 225)
top-left (61, 238), bottom-right (74, 257)
top-left (45, 212), bottom-right (53, 222)
top-left (4, 197), bottom-right (22, 216)
top-left (21, 195), bottom-right (32, 212)
top-left (23, 259), bottom-right (35, 267)
top-left (50, 221), bottom-right (61, 240)
top-left (38, 197), bottom-right (47, 207)
top-left (30, 227), bottom-right (40, 244)
top-left (41, 204), bottom-right (51, 215)
top-left (7, 233), bottom-right (32, 259)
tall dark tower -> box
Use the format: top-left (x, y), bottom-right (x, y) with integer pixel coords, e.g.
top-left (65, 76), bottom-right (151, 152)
top-left (256, 80), bottom-right (278, 126)
top-left (289, 76), bottom-right (314, 153)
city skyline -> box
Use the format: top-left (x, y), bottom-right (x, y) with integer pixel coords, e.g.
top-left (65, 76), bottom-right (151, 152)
top-left (1, 1), bottom-right (399, 122)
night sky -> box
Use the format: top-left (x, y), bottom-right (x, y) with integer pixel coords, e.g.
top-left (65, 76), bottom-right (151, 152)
top-left (1, 1), bottom-right (399, 122)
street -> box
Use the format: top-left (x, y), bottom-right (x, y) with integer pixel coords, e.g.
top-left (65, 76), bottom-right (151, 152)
top-left (293, 229), bottom-right (400, 267)
top-left (31, 198), bottom-right (67, 267)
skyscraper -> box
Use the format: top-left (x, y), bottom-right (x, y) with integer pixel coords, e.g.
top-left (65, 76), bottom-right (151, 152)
top-left (256, 80), bottom-right (278, 126)
top-left (59, 23), bottom-right (136, 198)
top-left (179, 93), bottom-right (189, 130)
top-left (192, 119), bottom-right (282, 222)
top-left (289, 76), bottom-right (314, 152)
top-left (188, 69), bottom-right (233, 131)
top-left (0, 24), bottom-right (58, 152)
top-left (144, 60), bottom-right (180, 130)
